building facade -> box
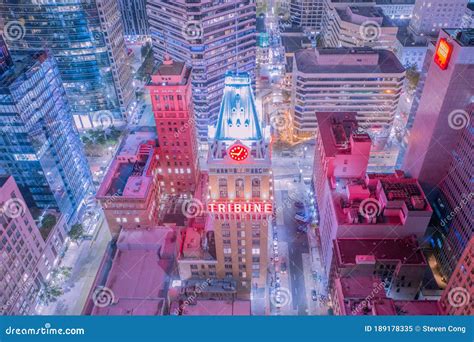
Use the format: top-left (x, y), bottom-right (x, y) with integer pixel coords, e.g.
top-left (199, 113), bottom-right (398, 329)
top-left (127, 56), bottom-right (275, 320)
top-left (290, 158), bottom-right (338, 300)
top-left (96, 131), bottom-right (160, 237)
top-left (0, 47), bottom-right (93, 219)
top-left (147, 0), bottom-right (257, 144)
top-left (375, 0), bottom-right (415, 20)
top-left (403, 29), bottom-right (474, 194)
top-left (0, 176), bottom-right (68, 315)
top-left (118, 0), bottom-right (149, 37)
top-left (323, 6), bottom-right (399, 50)
top-left (409, 0), bottom-right (469, 37)
top-left (206, 72), bottom-right (272, 296)
top-left (290, 0), bottom-right (325, 31)
top-left (147, 57), bottom-right (199, 195)
top-left (0, 0), bottom-right (135, 128)
top-left (292, 47), bottom-right (405, 140)
top-left (439, 237), bottom-right (473, 316)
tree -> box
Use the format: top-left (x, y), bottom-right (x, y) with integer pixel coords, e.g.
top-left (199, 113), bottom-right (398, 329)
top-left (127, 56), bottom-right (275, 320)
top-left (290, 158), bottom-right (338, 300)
top-left (406, 65), bottom-right (420, 93)
top-left (68, 223), bottom-right (84, 243)
top-left (39, 283), bottom-right (63, 305)
top-left (52, 266), bottom-right (72, 282)
top-left (40, 214), bottom-right (57, 241)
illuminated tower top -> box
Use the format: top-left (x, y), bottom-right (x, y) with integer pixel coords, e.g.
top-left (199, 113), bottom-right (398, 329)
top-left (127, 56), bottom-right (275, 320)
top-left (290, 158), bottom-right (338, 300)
top-left (213, 72), bottom-right (263, 141)
top-left (209, 71), bottom-right (270, 162)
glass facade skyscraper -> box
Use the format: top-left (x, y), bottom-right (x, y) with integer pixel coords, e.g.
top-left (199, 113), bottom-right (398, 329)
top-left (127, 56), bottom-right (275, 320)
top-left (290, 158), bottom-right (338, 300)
top-left (0, 42), bottom-right (93, 219)
top-left (0, 0), bottom-right (135, 129)
top-left (147, 0), bottom-right (257, 145)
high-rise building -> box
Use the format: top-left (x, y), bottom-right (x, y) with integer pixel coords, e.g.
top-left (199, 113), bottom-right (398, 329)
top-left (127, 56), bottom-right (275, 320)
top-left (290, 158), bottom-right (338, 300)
top-left (323, 6), bottom-right (399, 50)
top-left (0, 47), bottom-right (93, 219)
top-left (96, 131), bottom-right (160, 237)
top-left (206, 72), bottom-right (272, 296)
top-left (292, 47), bottom-right (405, 140)
top-left (375, 0), bottom-right (415, 20)
top-left (147, 0), bottom-right (257, 144)
top-left (312, 113), bottom-right (432, 274)
top-left (0, 0), bottom-right (135, 128)
top-left (118, 0), bottom-right (149, 37)
top-left (147, 57), bottom-right (199, 195)
top-left (409, 0), bottom-right (469, 37)
top-left (403, 29), bottom-right (474, 194)
top-left (439, 237), bottom-right (473, 316)
top-left (0, 176), bottom-right (68, 315)
top-left (290, 0), bottom-right (325, 30)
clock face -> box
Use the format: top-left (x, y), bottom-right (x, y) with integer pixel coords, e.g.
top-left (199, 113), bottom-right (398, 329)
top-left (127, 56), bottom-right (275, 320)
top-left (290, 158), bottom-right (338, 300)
top-left (228, 144), bottom-right (249, 161)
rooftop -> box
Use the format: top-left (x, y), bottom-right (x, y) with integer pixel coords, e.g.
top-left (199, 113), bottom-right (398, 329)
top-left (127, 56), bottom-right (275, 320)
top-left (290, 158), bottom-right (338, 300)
top-left (316, 112), bottom-right (371, 158)
top-left (148, 56), bottom-right (190, 86)
top-left (444, 28), bottom-right (474, 47)
top-left (97, 131), bottom-right (157, 199)
top-left (281, 35), bottom-right (311, 54)
top-left (294, 48), bottom-right (405, 74)
top-left (92, 229), bottom-right (176, 316)
top-left (337, 275), bottom-right (387, 299)
top-left (336, 6), bottom-right (395, 27)
top-left (179, 226), bottom-right (216, 261)
top-left (331, 172), bottom-right (431, 226)
top-left (334, 235), bottom-right (427, 266)
top-left (0, 50), bottom-right (49, 89)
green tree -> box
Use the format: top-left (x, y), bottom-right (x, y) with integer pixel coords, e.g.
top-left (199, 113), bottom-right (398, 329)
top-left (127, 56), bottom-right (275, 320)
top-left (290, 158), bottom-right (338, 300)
top-left (40, 214), bottom-right (57, 241)
top-left (406, 65), bottom-right (420, 93)
top-left (68, 223), bottom-right (84, 244)
top-left (39, 283), bottom-right (63, 305)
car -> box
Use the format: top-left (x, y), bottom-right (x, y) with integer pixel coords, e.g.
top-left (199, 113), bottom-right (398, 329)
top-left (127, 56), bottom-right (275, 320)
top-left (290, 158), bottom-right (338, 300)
top-left (274, 256), bottom-right (280, 262)
top-left (297, 225), bottom-right (308, 233)
top-left (273, 241), bottom-right (278, 247)
top-left (280, 261), bottom-right (287, 273)
top-left (295, 213), bottom-right (310, 223)
top-left (311, 290), bottom-right (318, 301)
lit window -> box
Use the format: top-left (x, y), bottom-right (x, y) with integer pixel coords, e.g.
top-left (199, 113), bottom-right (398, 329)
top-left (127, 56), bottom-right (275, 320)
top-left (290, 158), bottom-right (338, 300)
top-left (252, 248), bottom-right (260, 255)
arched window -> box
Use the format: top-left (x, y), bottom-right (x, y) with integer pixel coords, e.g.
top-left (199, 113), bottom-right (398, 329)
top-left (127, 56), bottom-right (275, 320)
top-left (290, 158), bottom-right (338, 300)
top-left (218, 178), bottom-right (228, 198)
top-left (252, 178), bottom-right (260, 198)
top-left (235, 178), bottom-right (245, 199)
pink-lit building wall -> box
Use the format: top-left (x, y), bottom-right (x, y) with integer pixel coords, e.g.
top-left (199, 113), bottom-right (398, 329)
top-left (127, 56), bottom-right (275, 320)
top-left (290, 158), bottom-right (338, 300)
top-left (313, 113), bottom-right (433, 275)
top-left (96, 132), bottom-right (160, 237)
top-left (439, 237), bottom-right (473, 315)
top-left (147, 57), bottom-right (199, 195)
top-left (0, 176), bottom-right (67, 315)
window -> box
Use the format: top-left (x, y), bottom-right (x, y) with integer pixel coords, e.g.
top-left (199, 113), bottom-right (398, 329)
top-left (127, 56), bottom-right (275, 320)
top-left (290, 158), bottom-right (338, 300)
top-left (235, 178), bottom-right (245, 199)
top-left (224, 248), bottom-right (231, 254)
top-left (252, 248), bottom-right (260, 255)
top-left (252, 178), bottom-right (261, 198)
top-left (218, 178), bottom-right (228, 198)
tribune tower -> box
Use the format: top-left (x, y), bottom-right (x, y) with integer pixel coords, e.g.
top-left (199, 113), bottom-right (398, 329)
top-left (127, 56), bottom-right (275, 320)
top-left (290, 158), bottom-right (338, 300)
top-left (207, 72), bottom-right (273, 296)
